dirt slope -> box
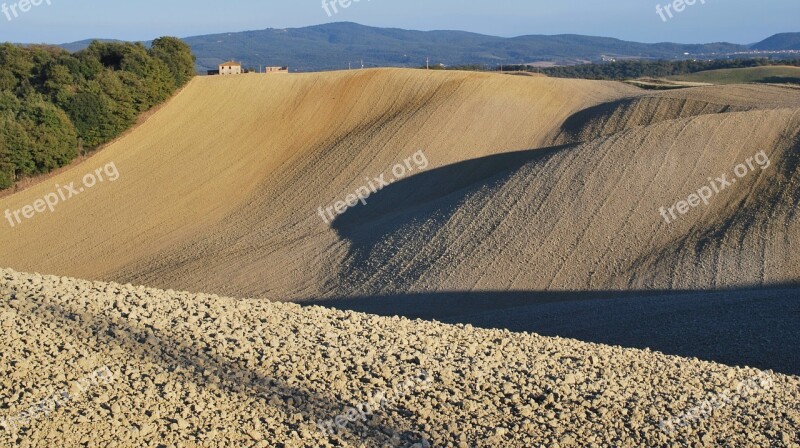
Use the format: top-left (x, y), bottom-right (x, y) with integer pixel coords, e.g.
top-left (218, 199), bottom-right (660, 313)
top-left (553, 84), bottom-right (800, 144)
top-left (0, 69), bottom-right (798, 301)
top-left (0, 69), bottom-right (636, 297)
top-left (329, 108), bottom-right (800, 295)
top-left (2, 269), bottom-right (798, 447)
top-left (1, 69), bottom-right (799, 447)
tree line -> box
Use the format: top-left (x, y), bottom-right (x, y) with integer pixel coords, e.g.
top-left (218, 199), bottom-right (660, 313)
top-left (536, 58), bottom-right (800, 80)
top-left (0, 37), bottom-right (195, 189)
top-left (429, 58), bottom-right (800, 80)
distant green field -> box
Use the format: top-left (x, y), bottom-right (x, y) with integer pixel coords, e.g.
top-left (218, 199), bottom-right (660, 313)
top-left (668, 66), bottom-right (800, 85)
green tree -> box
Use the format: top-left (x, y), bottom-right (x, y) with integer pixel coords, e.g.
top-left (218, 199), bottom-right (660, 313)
top-left (74, 49), bottom-right (104, 81)
top-left (0, 37), bottom-right (197, 190)
top-left (115, 70), bottom-right (150, 112)
top-left (18, 98), bottom-right (78, 173)
top-left (111, 43), bottom-right (174, 106)
top-left (150, 37), bottom-right (196, 87)
top-left (65, 86), bottom-right (118, 147)
top-left (0, 43), bottom-right (34, 92)
top-left (0, 112), bottom-right (34, 180)
top-left (96, 71), bottom-right (138, 129)
top-left (0, 131), bottom-right (14, 189)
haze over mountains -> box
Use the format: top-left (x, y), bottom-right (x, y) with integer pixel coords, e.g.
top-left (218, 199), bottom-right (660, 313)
top-left (56, 23), bottom-right (800, 72)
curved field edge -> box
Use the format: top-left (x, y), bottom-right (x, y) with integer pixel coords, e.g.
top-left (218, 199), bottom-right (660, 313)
top-left (0, 268), bottom-right (797, 447)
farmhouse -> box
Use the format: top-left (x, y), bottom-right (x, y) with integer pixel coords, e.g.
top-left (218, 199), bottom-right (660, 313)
top-left (218, 61), bottom-right (242, 75)
top-left (207, 63), bottom-right (289, 75)
top-left (264, 66), bottom-right (290, 74)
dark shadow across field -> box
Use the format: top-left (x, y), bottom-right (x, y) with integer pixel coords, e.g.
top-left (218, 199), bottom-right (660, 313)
top-left (302, 287), bottom-right (800, 376)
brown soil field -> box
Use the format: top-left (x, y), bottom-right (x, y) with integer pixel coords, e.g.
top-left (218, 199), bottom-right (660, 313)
top-left (1, 268), bottom-right (798, 447)
top-left (2, 70), bottom-right (797, 297)
top-left (1, 69), bottom-right (799, 371)
top-left (0, 69), bottom-right (639, 295)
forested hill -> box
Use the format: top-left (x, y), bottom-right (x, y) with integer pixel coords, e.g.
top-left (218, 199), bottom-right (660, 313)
top-left (751, 32), bottom-right (800, 51)
top-left (0, 38), bottom-right (195, 189)
top-left (59, 22), bottom-right (759, 73)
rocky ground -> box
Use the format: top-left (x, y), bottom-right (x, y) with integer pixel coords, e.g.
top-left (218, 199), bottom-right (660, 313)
top-left (314, 287), bottom-right (800, 376)
top-left (1, 268), bottom-right (798, 447)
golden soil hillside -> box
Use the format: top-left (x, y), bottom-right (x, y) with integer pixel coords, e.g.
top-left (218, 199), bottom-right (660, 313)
top-left (0, 69), bottom-right (637, 297)
top-left (553, 84), bottom-right (800, 144)
top-left (0, 69), bottom-right (798, 302)
top-left (330, 108), bottom-right (800, 295)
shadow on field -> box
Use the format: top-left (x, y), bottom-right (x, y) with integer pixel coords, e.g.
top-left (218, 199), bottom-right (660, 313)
top-left (758, 76), bottom-right (800, 85)
top-left (303, 286), bottom-right (800, 376)
top-left (331, 145), bottom-right (570, 232)
top-left (19, 294), bottom-right (422, 446)
top-left (323, 136), bottom-right (800, 377)
top-left (328, 145), bottom-right (572, 293)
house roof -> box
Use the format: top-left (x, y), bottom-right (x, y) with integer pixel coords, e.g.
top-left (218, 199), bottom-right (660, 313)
top-left (219, 61), bottom-right (241, 67)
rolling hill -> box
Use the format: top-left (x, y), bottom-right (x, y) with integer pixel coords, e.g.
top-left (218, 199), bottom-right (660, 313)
top-left (1, 267), bottom-right (796, 446)
top-left (1, 69), bottom-right (799, 373)
top-left (667, 65), bottom-right (800, 84)
top-left (58, 22), bottom-right (771, 72)
top-left (751, 32), bottom-right (800, 51)
top-left (0, 69), bottom-right (634, 292)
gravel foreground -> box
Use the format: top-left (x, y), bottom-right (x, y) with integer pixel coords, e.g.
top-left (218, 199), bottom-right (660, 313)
top-left (1, 268), bottom-right (798, 448)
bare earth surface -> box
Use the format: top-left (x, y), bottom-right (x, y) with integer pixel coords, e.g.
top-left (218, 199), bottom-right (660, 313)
top-left (311, 287), bottom-right (800, 375)
top-left (0, 71), bottom-right (797, 301)
top-left (0, 70), bottom-right (799, 446)
top-left (1, 269), bottom-right (799, 447)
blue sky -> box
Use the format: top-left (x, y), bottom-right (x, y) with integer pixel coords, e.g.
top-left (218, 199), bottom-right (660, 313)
top-left (1, 0), bottom-right (797, 44)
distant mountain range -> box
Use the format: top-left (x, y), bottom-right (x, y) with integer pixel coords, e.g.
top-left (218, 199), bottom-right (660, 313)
top-left (751, 32), bottom-right (800, 51)
top-left (56, 23), bottom-right (800, 73)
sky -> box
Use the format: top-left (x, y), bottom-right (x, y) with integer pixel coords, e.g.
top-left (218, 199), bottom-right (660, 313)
top-left (0, 0), bottom-right (797, 45)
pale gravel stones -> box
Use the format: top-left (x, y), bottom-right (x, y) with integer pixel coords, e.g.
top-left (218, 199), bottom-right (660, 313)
top-left (0, 268), bottom-right (798, 447)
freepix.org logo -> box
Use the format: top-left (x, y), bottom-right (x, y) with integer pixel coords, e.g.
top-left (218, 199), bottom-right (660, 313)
top-left (2, 0), bottom-right (52, 21)
top-left (4, 162), bottom-right (120, 228)
top-left (656, 0), bottom-right (705, 22)
top-left (317, 150), bottom-right (428, 225)
top-left (321, 0), bottom-right (370, 17)
top-left (658, 150), bottom-right (770, 225)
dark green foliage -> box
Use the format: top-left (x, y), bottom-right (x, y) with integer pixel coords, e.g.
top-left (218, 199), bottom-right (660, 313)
top-left (0, 142), bottom-right (13, 189)
top-left (18, 97), bottom-right (78, 172)
top-left (0, 38), bottom-right (195, 190)
top-left (95, 72), bottom-right (138, 125)
top-left (0, 43), bottom-right (34, 92)
top-left (65, 87), bottom-right (118, 148)
top-left (150, 37), bottom-right (196, 87)
top-left (515, 59), bottom-right (800, 80)
top-left (0, 113), bottom-right (34, 181)
top-left (82, 41), bottom-right (173, 108)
